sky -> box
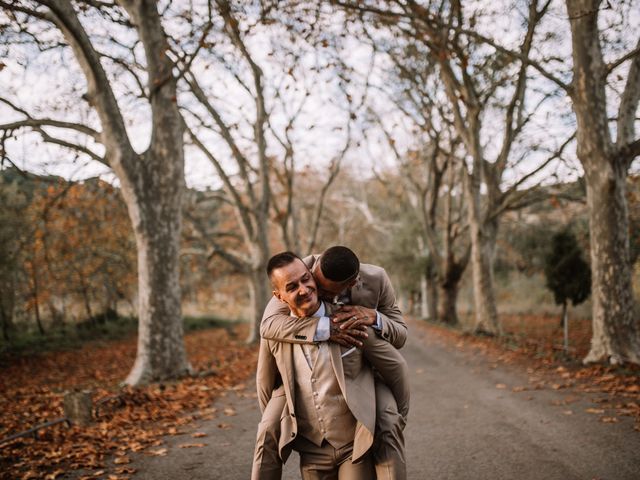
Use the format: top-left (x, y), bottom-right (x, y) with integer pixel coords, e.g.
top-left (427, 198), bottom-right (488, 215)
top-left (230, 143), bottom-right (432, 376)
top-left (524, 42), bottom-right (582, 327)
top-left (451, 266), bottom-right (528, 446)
top-left (0, 0), bottom-right (639, 192)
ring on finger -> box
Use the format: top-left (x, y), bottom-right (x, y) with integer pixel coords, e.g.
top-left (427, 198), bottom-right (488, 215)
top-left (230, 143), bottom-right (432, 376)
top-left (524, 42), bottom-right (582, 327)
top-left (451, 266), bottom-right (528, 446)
top-left (350, 316), bottom-right (357, 321)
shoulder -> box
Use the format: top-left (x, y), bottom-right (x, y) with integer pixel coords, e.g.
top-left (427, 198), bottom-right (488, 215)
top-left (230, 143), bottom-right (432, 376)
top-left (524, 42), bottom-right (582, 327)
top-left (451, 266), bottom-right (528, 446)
top-left (303, 254), bottom-right (320, 269)
top-left (359, 263), bottom-right (388, 281)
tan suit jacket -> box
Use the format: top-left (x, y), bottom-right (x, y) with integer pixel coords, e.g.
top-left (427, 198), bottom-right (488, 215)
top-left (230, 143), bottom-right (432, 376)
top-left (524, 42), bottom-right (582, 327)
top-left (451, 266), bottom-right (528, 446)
top-left (256, 303), bottom-right (410, 464)
top-left (260, 255), bottom-right (407, 349)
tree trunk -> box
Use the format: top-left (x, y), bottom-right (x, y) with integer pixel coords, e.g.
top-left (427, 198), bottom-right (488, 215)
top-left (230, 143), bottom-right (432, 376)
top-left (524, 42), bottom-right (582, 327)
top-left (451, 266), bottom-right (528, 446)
top-left (0, 275), bottom-right (15, 341)
top-left (419, 275), bottom-right (429, 320)
top-left (0, 300), bottom-right (11, 341)
top-left (467, 208), bottom-right (501, 335)
top-left (124, 184), bottom-right (191, 384)
top-left (80, 280), bottom-right (94, 324)
top-left (561, 301), bottom-right (569, 354)
top-left (437, 280), bottom-right (459, 326)
top-left (566, 0), bottom-right (640, 364)
top-left (582, 163), bottom-right (640, 364)
top-left (29, 260), bottom-right (45, 335)
top-left (426, 260), bottom-right (439, 321)
top-left (247, 267), bottom-right (270, 344)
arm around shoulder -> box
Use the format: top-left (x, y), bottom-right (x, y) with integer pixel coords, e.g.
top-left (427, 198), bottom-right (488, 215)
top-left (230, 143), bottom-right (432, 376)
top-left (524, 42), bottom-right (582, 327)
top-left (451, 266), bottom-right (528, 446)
top-left (376, 269), bottom-right (408, 349)
top-left (260, 295), bottom-right (320, 344)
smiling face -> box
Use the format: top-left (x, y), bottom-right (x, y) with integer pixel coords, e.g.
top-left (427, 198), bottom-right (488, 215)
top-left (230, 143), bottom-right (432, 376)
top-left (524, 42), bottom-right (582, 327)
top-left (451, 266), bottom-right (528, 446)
top-left (271, 258), bottom-right (320, 317)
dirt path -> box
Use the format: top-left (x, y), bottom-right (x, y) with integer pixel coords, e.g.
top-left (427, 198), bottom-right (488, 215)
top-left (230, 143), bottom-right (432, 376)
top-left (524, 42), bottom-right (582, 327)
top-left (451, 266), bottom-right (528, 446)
top-left (112, 323), bottom-right (640, 480)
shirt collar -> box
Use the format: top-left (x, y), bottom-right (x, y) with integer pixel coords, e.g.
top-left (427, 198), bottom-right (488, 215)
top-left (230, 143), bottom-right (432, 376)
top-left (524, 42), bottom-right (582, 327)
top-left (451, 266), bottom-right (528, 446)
top-left (291, 301), bottom-right (325, 318)
top-left (312, 302), bottom-right (325, 318)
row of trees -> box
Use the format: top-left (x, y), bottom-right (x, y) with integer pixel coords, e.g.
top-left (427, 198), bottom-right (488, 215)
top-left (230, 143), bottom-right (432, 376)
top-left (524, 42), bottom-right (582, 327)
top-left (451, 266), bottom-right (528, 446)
top-left (1, 0), bottom-right (638, 384)
top-left (0, 173), bottom-right (136, 339)
top-left (337, 0), bottom-right (640, 364)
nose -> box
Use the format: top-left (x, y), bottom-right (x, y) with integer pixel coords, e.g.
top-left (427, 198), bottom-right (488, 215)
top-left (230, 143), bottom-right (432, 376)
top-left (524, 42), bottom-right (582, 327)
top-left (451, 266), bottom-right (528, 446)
top-left (298, 283), bottom-right (309, 296)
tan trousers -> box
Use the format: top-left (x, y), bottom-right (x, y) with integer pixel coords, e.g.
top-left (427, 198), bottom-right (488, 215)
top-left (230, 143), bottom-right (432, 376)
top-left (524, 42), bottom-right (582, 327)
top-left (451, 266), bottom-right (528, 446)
top-left (251, 393), bottom-right (286, 480)
top-left (294, 436), bottom-right (373, 480)
top-left (372, 382), bottom-right (407, 480)
top-left (251, 383), bottom-right (406, 480)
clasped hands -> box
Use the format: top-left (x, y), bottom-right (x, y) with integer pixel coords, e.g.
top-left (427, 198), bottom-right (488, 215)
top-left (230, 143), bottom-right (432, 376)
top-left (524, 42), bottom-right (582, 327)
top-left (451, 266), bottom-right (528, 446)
top-left (328, 305), bottom-right (376, 348)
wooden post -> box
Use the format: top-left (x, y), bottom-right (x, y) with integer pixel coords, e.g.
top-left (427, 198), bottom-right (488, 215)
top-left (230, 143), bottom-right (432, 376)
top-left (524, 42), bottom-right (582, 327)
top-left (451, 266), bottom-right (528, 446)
top-left (63, 390), bottom-right (93, 426)
top-left (563, 302), bottom-right (569, 355)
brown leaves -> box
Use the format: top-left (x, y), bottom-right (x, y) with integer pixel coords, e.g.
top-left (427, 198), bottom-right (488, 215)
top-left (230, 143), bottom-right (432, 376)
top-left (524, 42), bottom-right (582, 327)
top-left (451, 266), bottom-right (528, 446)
top-left (146, 448), bottom-right (168, 457)
top-left (585, 408), bottom-right (606, 415)
top-left (1, 325), bottom-right (257, 479)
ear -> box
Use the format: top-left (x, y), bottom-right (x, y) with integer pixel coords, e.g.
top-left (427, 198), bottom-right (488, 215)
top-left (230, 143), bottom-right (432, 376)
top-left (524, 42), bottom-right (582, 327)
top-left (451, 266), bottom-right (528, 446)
top-left (273, 290), bottom-right (282, 301)
top-left (348, 278), bottom-right (358, 289)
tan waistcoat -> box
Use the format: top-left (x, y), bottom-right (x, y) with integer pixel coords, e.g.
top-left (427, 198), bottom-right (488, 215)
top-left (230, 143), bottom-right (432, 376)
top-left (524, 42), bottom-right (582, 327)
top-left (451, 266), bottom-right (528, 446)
top-left (293, 342), bottom-right (356, 448)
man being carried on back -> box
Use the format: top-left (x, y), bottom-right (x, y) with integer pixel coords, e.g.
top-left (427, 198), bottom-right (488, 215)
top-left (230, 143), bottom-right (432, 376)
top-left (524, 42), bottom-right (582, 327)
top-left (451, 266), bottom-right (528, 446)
top-left (253, 246), bottom-right (409, 480)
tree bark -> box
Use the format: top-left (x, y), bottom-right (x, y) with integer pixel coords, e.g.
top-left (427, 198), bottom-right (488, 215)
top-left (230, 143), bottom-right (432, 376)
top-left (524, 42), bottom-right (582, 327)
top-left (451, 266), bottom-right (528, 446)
top-left (437, 280), bottom-right (459, 325)
top-left (247, 266), bottom-right (270, 344)
top-left (464, 170), bottom-right (501, 335)
top-left (582, 163), bottom-right (640, 363)
top-left (29, 259), bottom-right (45, 335)
top-left (567, 0), bottom-right (640, 364)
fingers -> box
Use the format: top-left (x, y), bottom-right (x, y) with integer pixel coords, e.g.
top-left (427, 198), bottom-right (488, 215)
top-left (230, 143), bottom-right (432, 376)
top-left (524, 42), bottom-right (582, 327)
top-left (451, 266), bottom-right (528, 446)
top-left (338, 316), bottom-right (365, 331)
top-left (330, 336), bottom-right (351, 348)
top-left (331, 311), bottom-right (356, 323)
top-left (331, 334), bottom-right (361, 347)
top-left (329, 326), bottom-right (367, 347)
top-left (336, 305), bottom-right (357, 313)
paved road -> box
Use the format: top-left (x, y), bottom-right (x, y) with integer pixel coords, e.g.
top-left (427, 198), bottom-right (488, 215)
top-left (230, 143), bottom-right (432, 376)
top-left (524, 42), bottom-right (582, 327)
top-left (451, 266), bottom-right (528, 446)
top-left (115, 323), bottom-right (640, 479)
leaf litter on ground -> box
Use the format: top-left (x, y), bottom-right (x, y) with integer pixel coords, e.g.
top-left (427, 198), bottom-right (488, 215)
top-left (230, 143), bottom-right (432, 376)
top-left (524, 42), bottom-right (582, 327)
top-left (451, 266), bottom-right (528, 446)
top-left (0, 324), bottom-right (257, 480)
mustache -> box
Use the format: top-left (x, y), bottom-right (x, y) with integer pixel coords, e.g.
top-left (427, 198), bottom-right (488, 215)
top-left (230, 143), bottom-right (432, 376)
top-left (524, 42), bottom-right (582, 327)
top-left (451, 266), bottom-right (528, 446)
top-left (295, 287), bottom-right (316, 305)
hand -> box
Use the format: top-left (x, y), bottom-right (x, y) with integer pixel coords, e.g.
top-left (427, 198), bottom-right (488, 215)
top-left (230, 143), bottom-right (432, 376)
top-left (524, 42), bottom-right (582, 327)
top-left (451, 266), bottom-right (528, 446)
top-left (329, 324), bottom-right (368, 348)
top-left (332, 305), bottom-right (377, 331)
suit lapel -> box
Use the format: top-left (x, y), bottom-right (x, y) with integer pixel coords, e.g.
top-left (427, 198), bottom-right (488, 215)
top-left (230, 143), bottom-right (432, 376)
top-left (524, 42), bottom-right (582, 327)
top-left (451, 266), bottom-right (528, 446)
top-left (323, 301), bottom-right (348, 398)
top-left (329, 342), bottom-right (347, 400)
top-left (277, 342), bottom-right (296, 412)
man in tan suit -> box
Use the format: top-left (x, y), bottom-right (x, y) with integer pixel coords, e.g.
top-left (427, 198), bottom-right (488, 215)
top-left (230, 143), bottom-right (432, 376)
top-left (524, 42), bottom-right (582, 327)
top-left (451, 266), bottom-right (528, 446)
top-left (253, 251), bottom-right (409, 479)
top-left (253, 247), bottom-right (409, 479)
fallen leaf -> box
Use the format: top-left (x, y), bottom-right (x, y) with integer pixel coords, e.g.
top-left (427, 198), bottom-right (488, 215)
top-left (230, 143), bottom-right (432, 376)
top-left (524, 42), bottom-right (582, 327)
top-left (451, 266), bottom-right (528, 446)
top-left (585, 408), bottom-right (605, 414)
top-left (192, 432), bottom-right (208, 438)
top-left (223, 407), bottom-right (237, 416)
top-left (600, 416), bottom-right (619, 423)
top-left (217, 423), bottom-right (232, 430)
top-left (115, 467), bottom-right (137, 474)
top-left (44, 471), bottom-right (64, 480)
top-left (179, 443), bottom-right (207, 448)
top-left (562, 410), bottom-right (573, 415)
top-left (114, 456), bottom-right (130, 465)
top-left (496, 383), bottom-right (507, 389)
top-left (512, 386), bottom-right (527, 392)
top-left (147, 448), bottom-right (168, 456)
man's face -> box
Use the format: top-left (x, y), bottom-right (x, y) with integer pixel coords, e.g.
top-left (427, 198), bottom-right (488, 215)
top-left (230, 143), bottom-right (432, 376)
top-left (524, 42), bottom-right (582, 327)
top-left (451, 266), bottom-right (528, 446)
top-left (272, 259), bottom-right (319, 317)
top-left (312, 260), bottom-right (356, 301)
